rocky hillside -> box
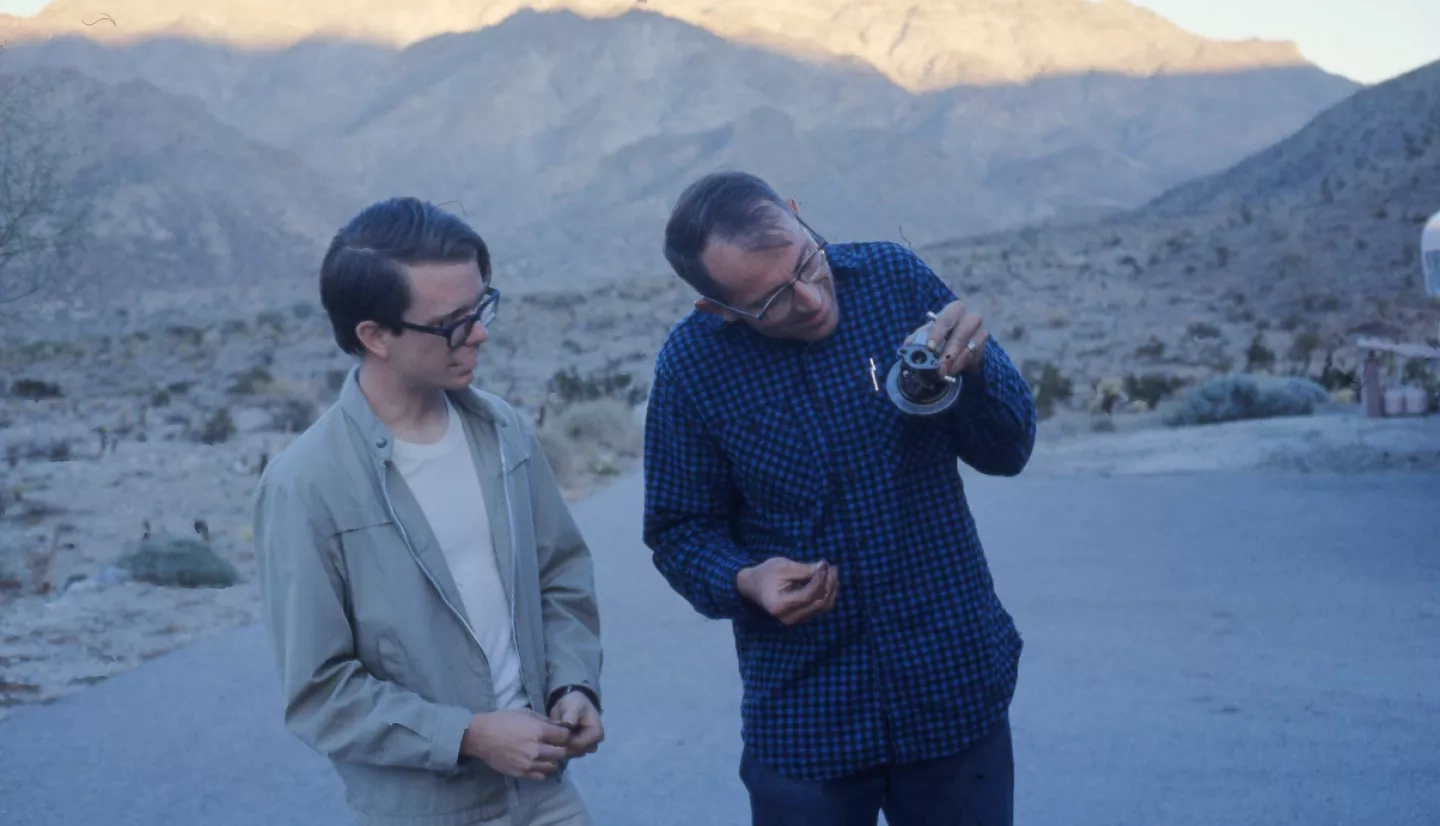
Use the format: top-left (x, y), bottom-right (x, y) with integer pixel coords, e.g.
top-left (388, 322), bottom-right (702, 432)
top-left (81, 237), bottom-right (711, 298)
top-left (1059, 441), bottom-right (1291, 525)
top-left (1, 7), bottom-right (1355, 304)
top-left (1145, 59), bottom-right (1440, 215)
top-left (0, 66), bottom-right (355, 325)
top-left (7, 0), bottom-right (1322, 90)
top-left (915, 59), bottom-right (1440, 419)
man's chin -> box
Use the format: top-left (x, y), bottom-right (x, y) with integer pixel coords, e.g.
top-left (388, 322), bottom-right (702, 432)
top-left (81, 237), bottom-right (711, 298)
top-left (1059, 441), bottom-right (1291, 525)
top-left (443, 363), bottom-right (479, 388)
top-left (797, 310), bottom-right (839, 341)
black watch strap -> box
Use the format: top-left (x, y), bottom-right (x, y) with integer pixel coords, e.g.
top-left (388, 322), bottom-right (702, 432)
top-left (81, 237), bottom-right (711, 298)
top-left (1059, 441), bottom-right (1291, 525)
top-left (546, 684), bottom-right (600, 714)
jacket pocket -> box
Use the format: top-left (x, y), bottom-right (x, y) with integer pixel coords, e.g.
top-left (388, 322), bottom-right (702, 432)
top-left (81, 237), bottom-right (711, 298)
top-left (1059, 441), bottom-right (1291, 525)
top-left (374, 633), bottom-right (409, 681)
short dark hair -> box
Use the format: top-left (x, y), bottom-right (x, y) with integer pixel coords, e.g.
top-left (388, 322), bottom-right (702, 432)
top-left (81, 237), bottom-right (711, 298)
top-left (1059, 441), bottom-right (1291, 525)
top-left (663, 171), bottom-right (797, 301)
top-left (318, 197), bottom-right (491, 356)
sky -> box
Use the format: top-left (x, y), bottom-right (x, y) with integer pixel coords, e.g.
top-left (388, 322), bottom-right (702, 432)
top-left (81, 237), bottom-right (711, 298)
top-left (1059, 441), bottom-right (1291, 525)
top-left (1128, 0), bottom-right (1438, 84)
top-left (1, 0), bottom-right (1435, 85)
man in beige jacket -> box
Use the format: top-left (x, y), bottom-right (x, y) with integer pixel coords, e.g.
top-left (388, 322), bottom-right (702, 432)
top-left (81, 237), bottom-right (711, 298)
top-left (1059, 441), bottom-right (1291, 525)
top-left (252, 196), bottom-right (604, 826)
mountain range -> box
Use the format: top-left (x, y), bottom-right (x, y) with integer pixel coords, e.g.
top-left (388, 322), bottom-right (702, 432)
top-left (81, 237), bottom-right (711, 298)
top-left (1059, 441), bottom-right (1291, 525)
top-left (916, 58), bottom-right (1440, 399)
top-left (5, 0), bottom-right (1324, 90)
top-left (0, 0), bottom-right (1364, 317)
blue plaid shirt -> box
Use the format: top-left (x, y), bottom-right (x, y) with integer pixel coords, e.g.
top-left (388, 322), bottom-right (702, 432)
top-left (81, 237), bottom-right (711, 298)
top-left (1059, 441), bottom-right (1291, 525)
top-left (642, 240), bottom-right (1037, 781)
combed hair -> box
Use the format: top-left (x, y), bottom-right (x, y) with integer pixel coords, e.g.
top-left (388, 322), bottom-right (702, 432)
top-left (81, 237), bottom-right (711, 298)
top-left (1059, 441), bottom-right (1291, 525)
top-left (663, 171), bottom-right (797, 301)
top-left (318, 197), bottom-right (491, 355)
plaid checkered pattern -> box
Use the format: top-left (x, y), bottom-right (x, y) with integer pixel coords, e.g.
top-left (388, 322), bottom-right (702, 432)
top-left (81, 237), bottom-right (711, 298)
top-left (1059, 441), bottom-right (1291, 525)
top-left (642, 240), bottom-right (1038, 781)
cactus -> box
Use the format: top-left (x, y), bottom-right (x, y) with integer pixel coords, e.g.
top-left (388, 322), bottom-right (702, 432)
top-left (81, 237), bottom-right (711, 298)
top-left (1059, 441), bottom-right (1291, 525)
top-left (116, 532), bottom-right (239, 589)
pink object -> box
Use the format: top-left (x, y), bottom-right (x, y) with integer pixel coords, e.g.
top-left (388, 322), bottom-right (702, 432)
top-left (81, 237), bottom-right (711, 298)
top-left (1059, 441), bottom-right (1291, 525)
top-left (1362, 356), bottom-right (1384, 418)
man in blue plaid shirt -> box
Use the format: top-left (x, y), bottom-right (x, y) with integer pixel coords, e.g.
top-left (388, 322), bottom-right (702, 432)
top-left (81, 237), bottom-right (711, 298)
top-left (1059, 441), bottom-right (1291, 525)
top-left (642, 171), bottom-right (1037, 826)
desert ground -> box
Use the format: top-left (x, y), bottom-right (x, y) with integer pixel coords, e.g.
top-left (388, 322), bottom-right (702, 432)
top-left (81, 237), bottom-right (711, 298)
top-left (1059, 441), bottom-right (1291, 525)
top-left (3, 284), bottom-right (1438, 718)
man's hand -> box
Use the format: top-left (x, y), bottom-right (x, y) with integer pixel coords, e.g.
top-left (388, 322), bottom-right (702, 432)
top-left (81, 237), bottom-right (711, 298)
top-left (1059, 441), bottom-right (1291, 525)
top-left (736, 558), bottom-right (838, 626)
top-left (460, 709), bottom-right (572, 780)
top-left (549, 690), bottom-right (604, 759)
top-left (918, 300), bottom-right (989, 377)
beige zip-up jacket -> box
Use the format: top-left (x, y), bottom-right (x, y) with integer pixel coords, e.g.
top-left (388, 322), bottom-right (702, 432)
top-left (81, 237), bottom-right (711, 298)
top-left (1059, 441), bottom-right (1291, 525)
top-left (251, 367), bottom-right (603, 825)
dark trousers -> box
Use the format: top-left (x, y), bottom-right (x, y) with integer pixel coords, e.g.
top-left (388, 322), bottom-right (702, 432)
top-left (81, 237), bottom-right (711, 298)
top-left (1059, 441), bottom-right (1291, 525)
top-left (739, 713), bottom-right (1014, 826)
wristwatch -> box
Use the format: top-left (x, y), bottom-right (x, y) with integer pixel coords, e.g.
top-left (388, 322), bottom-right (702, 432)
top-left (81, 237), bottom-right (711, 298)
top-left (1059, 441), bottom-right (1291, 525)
top-left (546, 684), bottom-right (601, 714)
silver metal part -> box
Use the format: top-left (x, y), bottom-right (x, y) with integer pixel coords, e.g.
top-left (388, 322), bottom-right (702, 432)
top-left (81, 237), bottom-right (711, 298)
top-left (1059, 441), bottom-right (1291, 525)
top-left (884, 340), bottom-right (962, 415)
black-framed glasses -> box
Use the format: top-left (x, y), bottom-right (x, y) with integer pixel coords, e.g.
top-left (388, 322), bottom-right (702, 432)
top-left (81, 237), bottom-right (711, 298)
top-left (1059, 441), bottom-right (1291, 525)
top-left (398, 288), bottom-right (500, 349)
top-left (707, 221), bottom-right (829, 322)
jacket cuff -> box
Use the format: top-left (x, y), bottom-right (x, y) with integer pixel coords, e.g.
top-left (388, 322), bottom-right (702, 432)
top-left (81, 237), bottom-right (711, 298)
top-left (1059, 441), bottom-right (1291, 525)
top-left (428, 703), bottom-right (477, 772)
top-left (546, 682), bottom-right (602, 715)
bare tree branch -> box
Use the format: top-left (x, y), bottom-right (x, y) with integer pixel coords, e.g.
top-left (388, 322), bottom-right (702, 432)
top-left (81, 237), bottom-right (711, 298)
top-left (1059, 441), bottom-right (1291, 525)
top-left (0, 66), bottom-right (92, 314)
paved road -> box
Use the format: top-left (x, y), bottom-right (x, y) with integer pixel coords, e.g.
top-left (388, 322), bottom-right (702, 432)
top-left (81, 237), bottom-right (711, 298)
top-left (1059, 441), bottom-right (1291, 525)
top-left (2, 469), bottom-right (1438, 826)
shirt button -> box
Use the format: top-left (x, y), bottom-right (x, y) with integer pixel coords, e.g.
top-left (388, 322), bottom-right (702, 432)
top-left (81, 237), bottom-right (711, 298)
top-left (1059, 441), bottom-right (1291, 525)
top-left (376, 438), bottom-right (388, 448)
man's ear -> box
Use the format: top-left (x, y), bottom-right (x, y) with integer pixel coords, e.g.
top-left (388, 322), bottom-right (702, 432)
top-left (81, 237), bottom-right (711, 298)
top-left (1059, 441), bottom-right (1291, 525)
top-left (694, 297), bottom-right (737, 322)
top-left (787, 197), bottom-right (800, 217)
top-left (355, 320), bottom-right (392, 359)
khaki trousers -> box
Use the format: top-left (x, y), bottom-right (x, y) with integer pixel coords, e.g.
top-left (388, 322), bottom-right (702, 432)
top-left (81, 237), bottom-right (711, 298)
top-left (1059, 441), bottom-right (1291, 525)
top-left (481, 774), bottom-right (593, 826)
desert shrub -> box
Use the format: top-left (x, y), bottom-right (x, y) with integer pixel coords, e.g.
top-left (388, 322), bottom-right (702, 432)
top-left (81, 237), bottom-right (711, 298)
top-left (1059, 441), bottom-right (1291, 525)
top-left (1164, 374), bottom-right (1330, 427)
top-left (0, 547), bottom-right (19, 591)
top-left (166, 325), bottom-right (206, 347)
top-left (197, 409), bottom-right (236, 444)
top-left (1244, 334), bottom-right (1276, 372)
top-left (10, 378), bottom-right (62, 400)
top-left (117, 537), bottom-right (238, 588)
top-left (552, 400), bottom-right (641, 456)
top-left (537, 399), bottom-right (643, 489)
top-left (1123, 373), bottom-right (1186, 408)
top-left (547, 366), bottom-right (648, 408)
top-left (269, 398), bottom-right (318, 433)
top-left (1089, 377), bottom-right (1124, 415)
top-left (1135, 338), bottom-right (1165, 360)
top-left (535, 364), bottom-right (649, 490)
top-left (228, 364), bottom-right (274, 396)
top-left (7, 439), bottom-right (70, 464)
top-left (527, 363), bottom-right (654, 488)
top-left (1022, 361), bottom-right (1073, 419)
top-left (1288, 330), bottom-right (1322, 367)
top-left (1186, 321), bottom-right (1222, 340)
top-left (256, 310), bottom-right (287, 330)
top-left (535, 427), bottom-right (580, 490)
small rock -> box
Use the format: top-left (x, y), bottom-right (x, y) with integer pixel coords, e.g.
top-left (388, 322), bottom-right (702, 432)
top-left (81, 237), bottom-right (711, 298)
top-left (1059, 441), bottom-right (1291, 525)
top-left (94, 565), bottom-right (132, 587)
top-left (62, 577), bottom-right (101, 595)
top-left (233, 408), bottom-right (272, 433)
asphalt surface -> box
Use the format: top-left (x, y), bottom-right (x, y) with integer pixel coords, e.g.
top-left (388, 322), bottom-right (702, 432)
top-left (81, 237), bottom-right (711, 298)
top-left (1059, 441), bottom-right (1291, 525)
top-left (1, 468), bottom-right (1437, 826)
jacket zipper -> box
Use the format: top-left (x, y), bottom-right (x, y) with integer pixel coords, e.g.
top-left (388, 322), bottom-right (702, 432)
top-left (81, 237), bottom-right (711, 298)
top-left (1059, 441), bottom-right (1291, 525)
top-left (495, 429), bottom-right (528, 707)
top-left (378, 467), bottom-right (491, 671)
top-left (378, 413), bottom-right (530, 710)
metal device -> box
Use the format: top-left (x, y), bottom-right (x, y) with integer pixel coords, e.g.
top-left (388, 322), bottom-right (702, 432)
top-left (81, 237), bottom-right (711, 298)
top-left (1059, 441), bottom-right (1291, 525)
top-left (883, 313), bottom-right (962, 416)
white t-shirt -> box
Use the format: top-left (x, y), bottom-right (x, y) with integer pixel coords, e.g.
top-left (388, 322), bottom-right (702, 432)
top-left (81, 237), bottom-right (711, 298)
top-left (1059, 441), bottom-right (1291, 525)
top-left (391, 397), bottom-right (528, 710)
